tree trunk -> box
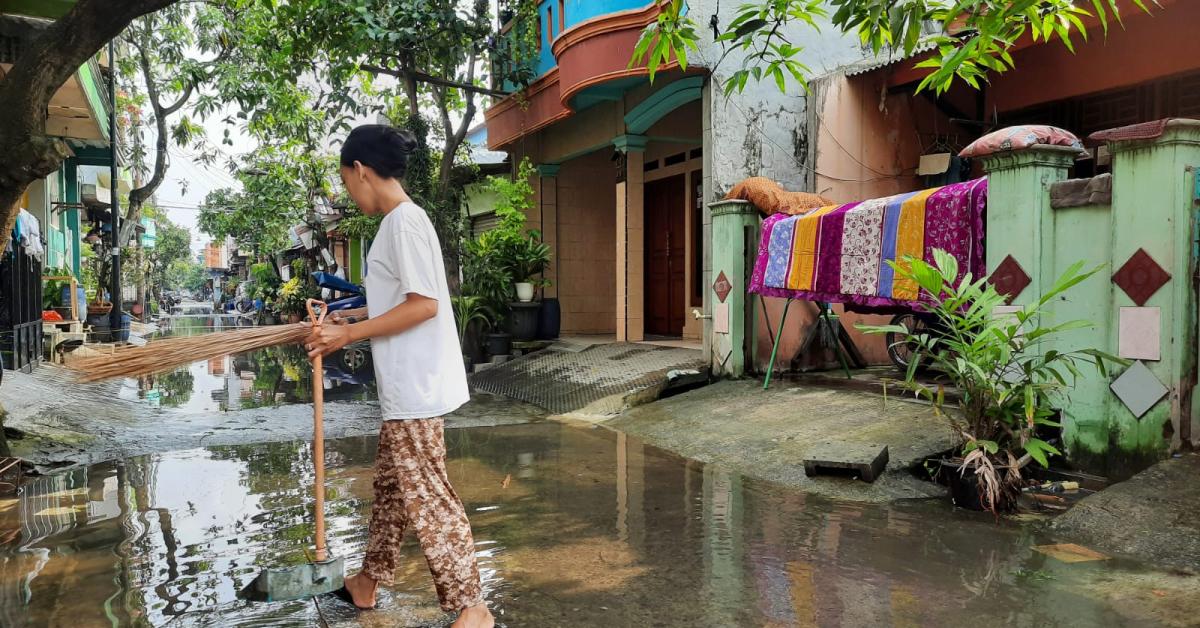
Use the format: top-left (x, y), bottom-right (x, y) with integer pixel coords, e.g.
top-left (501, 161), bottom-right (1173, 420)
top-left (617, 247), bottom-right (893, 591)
top-left (0, 0), bottom-right (178, 250)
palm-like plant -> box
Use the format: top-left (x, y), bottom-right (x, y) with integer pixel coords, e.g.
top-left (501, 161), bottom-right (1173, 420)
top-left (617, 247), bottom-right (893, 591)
top-left (859, 249), bottom-right (1126, 513)
top-left (451, 295), bottom-right (492, 346)
top-left (508, 231), bottom-right (551, 285)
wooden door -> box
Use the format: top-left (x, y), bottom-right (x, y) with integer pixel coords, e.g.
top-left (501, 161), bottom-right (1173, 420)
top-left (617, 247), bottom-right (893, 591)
top-left (644, 174), bottom-right (687, 337)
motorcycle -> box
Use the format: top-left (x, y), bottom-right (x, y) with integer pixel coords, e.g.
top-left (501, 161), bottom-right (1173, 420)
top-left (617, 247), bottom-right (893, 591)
top-left (312, 271), bottom-right (372, 375)
top-left (311, 271), bottom-right (366, 312)
top-left (886, 312), bottom-right (937, 372)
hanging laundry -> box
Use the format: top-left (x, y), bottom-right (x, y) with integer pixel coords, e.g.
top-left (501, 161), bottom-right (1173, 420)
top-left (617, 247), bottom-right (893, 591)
top-left (749, 178), bottom-right (987, 308)
top-left (16, 209), bottom-right (44, 261)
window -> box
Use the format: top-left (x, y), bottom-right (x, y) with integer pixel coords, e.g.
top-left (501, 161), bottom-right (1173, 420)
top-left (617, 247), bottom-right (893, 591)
top-left (558, 0), bottom-right (565, 32)
top-left (546, 7), bottom-right (553, 46)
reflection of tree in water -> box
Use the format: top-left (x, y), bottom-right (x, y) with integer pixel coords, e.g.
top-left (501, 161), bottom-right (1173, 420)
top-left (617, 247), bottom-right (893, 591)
top-left (235, 346), bottom-right (311, 409)
top-left (209, 441), bottom-right (311, 507)
top-left (157, 367), bottom-right (195, 407)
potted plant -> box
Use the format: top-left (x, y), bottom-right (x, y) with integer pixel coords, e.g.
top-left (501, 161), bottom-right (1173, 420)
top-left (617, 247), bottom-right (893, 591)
top-left (249, 262), bottom-right (282, 325)
top-left (464, 232), bottom-right (516, 357)
top-left (859, 250), bottom-right (1125, 514)
top-left (508, 231), bottom-right (550, 303)
top-left (452, 295), bottom-right (491, 370)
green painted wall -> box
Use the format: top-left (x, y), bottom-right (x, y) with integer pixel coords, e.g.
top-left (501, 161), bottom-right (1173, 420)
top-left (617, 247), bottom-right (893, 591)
top-left (708, 200), bottom-right (758, 377)
top-left (75, 61), bottom-right (110, 141)
top-left (348, 238), bottom-right (363, 284)
top-left (982, 122), bottom-right (1200, 478)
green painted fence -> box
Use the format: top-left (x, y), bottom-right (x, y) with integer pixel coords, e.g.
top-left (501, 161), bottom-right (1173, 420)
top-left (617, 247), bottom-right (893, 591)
top-left (982, 120), bottom-right (1200, 479)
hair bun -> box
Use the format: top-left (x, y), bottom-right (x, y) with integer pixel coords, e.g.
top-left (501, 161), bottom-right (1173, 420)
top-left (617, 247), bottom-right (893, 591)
top-left (387, 127), bottom-right (419, 155)
top-left (341, 124), bottom-right (417, 180)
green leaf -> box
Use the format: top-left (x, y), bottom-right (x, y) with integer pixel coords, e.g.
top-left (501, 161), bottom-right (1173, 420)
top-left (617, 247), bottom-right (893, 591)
top-left (1023, 438), bottom-right (1061, 468)
top-left (735, 18), bottom-right (770, 38)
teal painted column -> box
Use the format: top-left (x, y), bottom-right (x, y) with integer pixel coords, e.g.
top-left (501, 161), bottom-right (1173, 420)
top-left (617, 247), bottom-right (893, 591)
top-left (64, 160), bottom-right (82, 278)
top-left (707, 199), bottom-right (757, 377)
top-left (1103, 120), bottom-right (1200, 472)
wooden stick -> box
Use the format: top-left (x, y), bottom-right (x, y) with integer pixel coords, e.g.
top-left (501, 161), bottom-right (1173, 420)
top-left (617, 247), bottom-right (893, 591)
top-left (307, 299), bottom-right (329, 563)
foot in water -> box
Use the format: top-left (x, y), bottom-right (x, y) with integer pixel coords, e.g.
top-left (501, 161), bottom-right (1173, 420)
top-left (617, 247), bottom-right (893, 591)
top-left (451, 603), bottom-right (495, 628)
top-left (340, 572), bottom-right (378, 610)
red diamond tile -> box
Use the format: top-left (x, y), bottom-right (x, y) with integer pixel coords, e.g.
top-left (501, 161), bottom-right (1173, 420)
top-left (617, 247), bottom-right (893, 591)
top-left (988, 255), bottom-right (1031, 304)
top-left (1112, 248), bottom-right (1170, 306)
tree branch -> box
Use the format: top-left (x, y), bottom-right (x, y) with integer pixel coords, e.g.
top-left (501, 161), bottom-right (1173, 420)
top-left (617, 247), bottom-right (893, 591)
top-left (161, 81), bottom-right (195, 117)
top-left (361, 63), bottom-right (509, 99)
top-left (127, 31), bottom-right (170, 221)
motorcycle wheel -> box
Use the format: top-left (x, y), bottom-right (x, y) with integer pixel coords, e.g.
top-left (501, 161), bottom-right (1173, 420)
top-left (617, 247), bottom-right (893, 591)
top-left (886, 313), bottom-right (929, 372)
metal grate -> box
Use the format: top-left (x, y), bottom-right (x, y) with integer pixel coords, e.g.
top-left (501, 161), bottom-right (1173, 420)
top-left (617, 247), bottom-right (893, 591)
top-left (470, 343), bottom-right (704, 414)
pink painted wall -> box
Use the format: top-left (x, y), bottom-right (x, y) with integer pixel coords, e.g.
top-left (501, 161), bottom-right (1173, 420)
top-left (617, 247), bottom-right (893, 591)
top-left (752, 71), bottom-right (958, 371)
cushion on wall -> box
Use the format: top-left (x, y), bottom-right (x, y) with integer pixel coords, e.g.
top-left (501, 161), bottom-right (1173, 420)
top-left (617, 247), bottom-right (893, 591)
top-left (959, 125), bottom-right (1086, 159)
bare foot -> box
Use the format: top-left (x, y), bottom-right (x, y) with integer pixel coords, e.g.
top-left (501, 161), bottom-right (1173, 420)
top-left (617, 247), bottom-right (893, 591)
top-left (451, 603), bottom-right (494, 628)
top-left (343, 572), bottom-right (378, 609)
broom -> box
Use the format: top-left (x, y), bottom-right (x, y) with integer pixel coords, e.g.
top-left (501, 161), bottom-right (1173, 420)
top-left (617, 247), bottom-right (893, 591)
top-left (69, 319), bottom-right (312, 382)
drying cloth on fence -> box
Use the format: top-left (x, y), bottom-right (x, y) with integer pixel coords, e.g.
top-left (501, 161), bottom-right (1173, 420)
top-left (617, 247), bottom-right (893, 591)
top-left (749, 178), bottom-right (987, 308)
top-left (725, 177), bottom-right (836, 216)
top-left (16, 208), bottom-right (43, 261)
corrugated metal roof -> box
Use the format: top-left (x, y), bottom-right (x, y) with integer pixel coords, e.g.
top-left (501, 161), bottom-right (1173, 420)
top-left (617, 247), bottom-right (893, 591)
top-left (843, 41), bottom-right (938, 77)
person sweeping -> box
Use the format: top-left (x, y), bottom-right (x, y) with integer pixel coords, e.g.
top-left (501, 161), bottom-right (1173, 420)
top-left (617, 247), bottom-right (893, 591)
top-left (303, 124), bottom-right (493, 627)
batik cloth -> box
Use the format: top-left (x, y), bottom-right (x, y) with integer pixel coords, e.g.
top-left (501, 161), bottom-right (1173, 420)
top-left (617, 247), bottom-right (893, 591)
top-left (361, 418), bottom-right (483, 612)
top-left (749, 178), bottom-right (987, 308)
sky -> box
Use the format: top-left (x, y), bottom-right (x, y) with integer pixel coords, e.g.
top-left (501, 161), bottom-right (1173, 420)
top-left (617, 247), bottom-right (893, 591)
top-left (153, 113), bottom-right (256, 256)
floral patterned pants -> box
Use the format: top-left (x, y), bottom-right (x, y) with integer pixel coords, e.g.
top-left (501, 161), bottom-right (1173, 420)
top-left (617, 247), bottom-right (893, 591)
top-left (361, 418), bottom-right (483, 611)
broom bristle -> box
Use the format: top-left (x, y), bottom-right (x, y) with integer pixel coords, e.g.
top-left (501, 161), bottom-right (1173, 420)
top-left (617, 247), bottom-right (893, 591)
top-left (69, 323), bottom-right (312, 382)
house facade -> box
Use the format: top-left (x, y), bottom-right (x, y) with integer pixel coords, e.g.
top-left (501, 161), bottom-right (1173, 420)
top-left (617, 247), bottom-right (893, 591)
top-left (2, 8), bottom-right (118, 280)
top-left (484, 0), bottom-right (868, 343)
top-left (699, 0), bottom-right (1200, 475)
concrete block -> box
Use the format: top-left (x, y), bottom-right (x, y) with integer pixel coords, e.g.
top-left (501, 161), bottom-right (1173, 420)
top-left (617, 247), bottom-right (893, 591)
top-left (473, 362), bottom-right (495, 373)
top-left (803, 443), bottom-right (889, 483)
top-left (490, 355), bottom-right (512, 364)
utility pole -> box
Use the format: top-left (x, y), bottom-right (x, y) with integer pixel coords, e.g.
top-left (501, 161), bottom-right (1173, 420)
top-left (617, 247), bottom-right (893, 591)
top-left (108, 38), bottom-right (123, 336)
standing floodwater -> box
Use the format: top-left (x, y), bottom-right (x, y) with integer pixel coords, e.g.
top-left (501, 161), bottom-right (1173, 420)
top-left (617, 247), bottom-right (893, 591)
top-left (1, 422), bottom-right (1193, 626)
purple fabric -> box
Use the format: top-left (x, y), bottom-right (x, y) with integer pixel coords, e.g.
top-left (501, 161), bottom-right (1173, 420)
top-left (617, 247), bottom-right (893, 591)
top-left (812, 203), bottom-right (855, 294)
top-left (922, 179), bottom-right (984, 284)
top-left (749, 213), bottom-right (790, 297)
top-left (748, 178), bottom-right (988, 308)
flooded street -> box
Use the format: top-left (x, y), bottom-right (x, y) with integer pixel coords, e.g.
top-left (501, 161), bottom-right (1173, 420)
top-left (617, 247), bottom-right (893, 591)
top-left (3, 422), bottom-right (1194, 627)
top-left (127, 313), bottom-right (378, 413)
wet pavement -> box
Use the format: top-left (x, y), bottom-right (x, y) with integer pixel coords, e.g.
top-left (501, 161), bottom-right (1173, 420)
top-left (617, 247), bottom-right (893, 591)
top-left (3, 421), bottom-right (1197, 627)
top-left (607, 379), bottom-right (955, 502)
top-left (4, 314), bottom-right (545, 470)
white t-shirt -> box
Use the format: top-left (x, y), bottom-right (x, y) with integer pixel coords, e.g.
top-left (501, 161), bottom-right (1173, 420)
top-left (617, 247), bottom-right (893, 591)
top-left (364, 202), bottom-right (470, 420)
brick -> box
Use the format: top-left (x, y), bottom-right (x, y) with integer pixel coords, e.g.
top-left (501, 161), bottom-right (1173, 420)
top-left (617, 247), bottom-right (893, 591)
top-left (803, 444), bottom-right (889, 483)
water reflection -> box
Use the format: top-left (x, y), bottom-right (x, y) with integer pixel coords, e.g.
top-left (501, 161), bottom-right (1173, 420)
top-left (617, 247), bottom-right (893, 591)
top-left (0, 423), bottom-right (1187, 626)
top-left (120, 314), bottom-right (378, 414)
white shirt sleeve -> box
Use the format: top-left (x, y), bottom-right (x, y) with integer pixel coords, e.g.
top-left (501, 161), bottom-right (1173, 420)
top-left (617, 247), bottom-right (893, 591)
top-left (384, 223), bottom-right (440, 301)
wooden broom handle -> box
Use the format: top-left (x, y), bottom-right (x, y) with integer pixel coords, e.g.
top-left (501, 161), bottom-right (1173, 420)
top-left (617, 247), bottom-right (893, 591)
top-left (307, 299), bottom-right (329, 562)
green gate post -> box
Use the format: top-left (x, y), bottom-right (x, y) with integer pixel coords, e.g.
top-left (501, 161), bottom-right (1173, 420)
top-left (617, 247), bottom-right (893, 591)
top-left (708, 199), bottom-right (758, 378)
top-left (1101, 120), bottom-right (1200, 474)
top-left (981, 144), bottom-right (1108, 468)
top-left (983, 122), bottom-right (1200, 477)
